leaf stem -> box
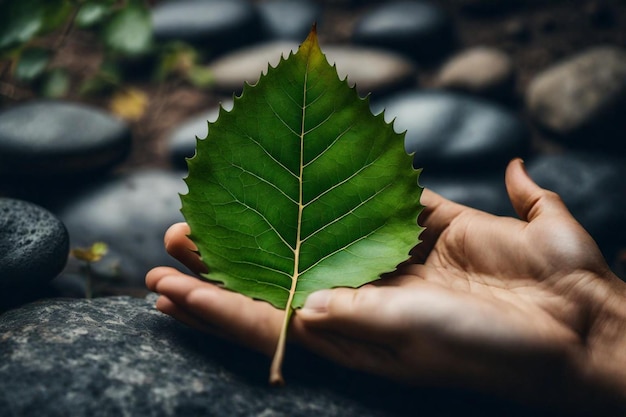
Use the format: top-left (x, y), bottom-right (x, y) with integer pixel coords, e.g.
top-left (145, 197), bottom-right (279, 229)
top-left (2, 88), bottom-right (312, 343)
top-left (269, 306), bottom-right (294, 385)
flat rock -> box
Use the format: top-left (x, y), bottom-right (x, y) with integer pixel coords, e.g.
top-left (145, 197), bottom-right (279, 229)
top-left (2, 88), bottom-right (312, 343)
top-left (151, 0), bottom-right (263, 56)
top-left (526, 46), bottom-right (626, 150)
top-left (351, 1), bottom-right (456, 63)
top-left (372, 90), bottom-right (529, 173)
top-left (526, 152), bottom-right (626, 259)
top-left (0, 100), bottom-right (131, 179)
top-left (0, 295), bottom-right (549, 416)
top-left (167, 101), bottom-right (233, 169)
top-left (208, 41), bottom-right (417, 97)
top-left (0, 198), bottom-right (69, 291)
top-left (257, 0), bottom-right (321, 40)
top-left (435, 47), bottom-right (515, 100)
top-left (54, 170), bottom-right (187, 290)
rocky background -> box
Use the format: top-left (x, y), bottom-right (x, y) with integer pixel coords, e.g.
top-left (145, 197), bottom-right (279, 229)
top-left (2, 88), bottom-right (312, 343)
top-left (1, 0), bottom-right (625, 416)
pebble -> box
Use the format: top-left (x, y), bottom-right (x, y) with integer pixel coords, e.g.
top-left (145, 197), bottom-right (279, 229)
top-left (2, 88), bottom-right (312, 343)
top-left (151, 0), bottom-right (263, 56)
top-left (526, 152), bottom-right (626, 259)
top-left (0, 100), bottom-right (131, 179)
top-left (434, 47), bottom-right (515, 100)
top-left (257, 0), bottom-right (321, 40)
top-left (208, 41), bottom-right (417, 97)
top-left (351, 1), bottom-right (455, 63)
top-left (526, 46), bottom-right (626, 150)
top-left (372, 90), bottom-right (529, 173)
top-left (0, 295), bottom-right (548, 416)
top-left (167, 101), bottom-right (234, 169)
top-left (0, 198), bottom-right (69, 293)
top-left (55, 170), bottom-right (187, 289)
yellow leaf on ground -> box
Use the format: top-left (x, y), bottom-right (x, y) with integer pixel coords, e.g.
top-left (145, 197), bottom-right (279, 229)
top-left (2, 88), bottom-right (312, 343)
top-left (71, 242), bottom-right (109, 263)
top-left (109, 87), bottom-right (148, 121)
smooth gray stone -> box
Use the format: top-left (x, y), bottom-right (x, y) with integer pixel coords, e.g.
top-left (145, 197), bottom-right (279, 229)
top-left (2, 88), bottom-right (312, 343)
top-left (526, 152), bottom-right (626, 259)
top-left (0, 295), bottom-right (548, 416)
top-left (167, 101), bottom-right (234, 169)
top-left (526, 46), bottom-right (626, 151)
top-left (55, 170), bottom-right (187, 289)
top-left (351, 1), bottom-right (455, 63)
top-left (373, 90), bottom-right (529, 173)
top-left (208, 41), bottom-right (417, 97)
top-left (151, 0), bottom-right (263, 56)
top-left (0, 198), bottom-right (69, 290)
top-left (0, 100), bottom-right (130, 178)
top-left (257, 0), bottom-right (321, 40)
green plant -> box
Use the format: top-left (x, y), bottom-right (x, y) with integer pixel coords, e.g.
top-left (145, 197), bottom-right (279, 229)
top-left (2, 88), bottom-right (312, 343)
top-left (0, 0), bottom-right (212, 102)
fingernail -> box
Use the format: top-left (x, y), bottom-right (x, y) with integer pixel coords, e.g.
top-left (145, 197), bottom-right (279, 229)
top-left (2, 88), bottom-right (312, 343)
top-left (302, 290), bottom-right (331, 312)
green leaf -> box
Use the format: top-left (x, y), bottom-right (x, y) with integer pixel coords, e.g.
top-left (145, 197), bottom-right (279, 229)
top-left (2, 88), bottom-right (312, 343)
top-left (0, 0), bottom-right (46, 51)
top-left (15, 48), bottom-right (50, 82)
top-left (102, 2), bottom-right (152, 56)
top-left (76, 1), bottom-right (113, 28)
top-left (181, 27), bottom-right (423, 384)
top-left (40, 68), bottom-right (70, 98)
top-left (0, 0), bottom-right (72, 52)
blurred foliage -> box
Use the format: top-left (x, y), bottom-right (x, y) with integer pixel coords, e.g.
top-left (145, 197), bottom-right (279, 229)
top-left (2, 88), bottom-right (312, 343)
top-left (0, 0), bottom-right (213, 101)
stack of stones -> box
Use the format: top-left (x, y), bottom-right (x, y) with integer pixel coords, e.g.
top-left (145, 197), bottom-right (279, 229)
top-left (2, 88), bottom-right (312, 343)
top-left (0, 1), bottom-right (624, 415)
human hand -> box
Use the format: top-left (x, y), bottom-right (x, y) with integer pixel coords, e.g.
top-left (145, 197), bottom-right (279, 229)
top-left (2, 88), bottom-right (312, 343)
top-left (146, 159), bottom-right (626, 414)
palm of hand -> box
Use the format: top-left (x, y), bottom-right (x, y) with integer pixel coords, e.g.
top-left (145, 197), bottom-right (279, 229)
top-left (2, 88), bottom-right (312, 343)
top-left (146, 159), bottom-right (613, 403)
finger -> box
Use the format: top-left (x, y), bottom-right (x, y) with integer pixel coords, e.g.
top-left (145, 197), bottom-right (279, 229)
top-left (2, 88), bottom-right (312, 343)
top-left (155, 295), bottom-right (219, 334)
top-left (146, 266), bottom-right (186, 292)
top-left (297, 286), bottom-right (411, 344)
top-left (153, 274), bottom-right (285, 357)
top-left (164, 222), bottom-right (208, 274)
top-left (505, 158), bottom-right (573, 223)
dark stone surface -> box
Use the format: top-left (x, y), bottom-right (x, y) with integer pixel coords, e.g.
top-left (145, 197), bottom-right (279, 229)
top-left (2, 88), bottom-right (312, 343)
top-left (526, 152), bottom-right (626, 260)
top-left (258, 0), bottom-right (321, 41)
top-left (420, 173), bottom-right (515, 217)
top-left (167, 101), bottom-right (233, 169)
top-left (351, 1), bottom-right (456, 64)
top-left (152, 0), bottom-right (263, 57)
top-left (0, 100), bottom-right (131, 179)
top-left (372, 90), bottom-right (529, 174)
top-left (0, 295), bottom-right (551, 417)
top-left (54, 170), bottom-right (188, 289)
top-left (0, 198), bottom-right (69, 307)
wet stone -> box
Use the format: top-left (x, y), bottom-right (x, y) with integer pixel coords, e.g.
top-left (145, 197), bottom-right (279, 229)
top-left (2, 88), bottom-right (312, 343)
top-left (435, 47), bottom-right (515, 101)
top-left (0, 295), bottom-right (548, 416)
top-left (351, 1), bottom-right (455, 63)
top-left (0, 198), bottom-right (69, 293)
top-left (167, 101), bottom-right (234, 169)
top-left (372, 91), bottom-right (529, 174)
top-left (151, 0), bottom-right (263, 56)
top-left (55, 170), bottom-right (187, 289)
top-left (526, 46), bottom-right (626, 151)
top-left (0, 100), bottom-right (131, 179)
top-left (208, 41), bottom-right (417, 97)
top-left (526, 152), bottom-right (626, 259)
top-left (257, 0), bottom-right (321, 40)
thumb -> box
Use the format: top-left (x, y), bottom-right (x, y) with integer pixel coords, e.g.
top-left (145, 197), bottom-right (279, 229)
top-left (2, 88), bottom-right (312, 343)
top-left (505, 158), bottom-right (574, 223)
